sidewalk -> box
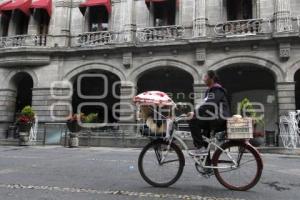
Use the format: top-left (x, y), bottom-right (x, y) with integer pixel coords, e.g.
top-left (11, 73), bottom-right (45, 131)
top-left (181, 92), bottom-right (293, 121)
top-left (257, 147), bottom-right (300, 155)
top-left (1, 138), bottom-right (300, 155)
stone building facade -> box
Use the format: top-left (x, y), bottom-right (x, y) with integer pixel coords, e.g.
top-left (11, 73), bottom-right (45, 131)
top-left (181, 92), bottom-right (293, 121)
top-left (0, 0), bottom-right (300, 141)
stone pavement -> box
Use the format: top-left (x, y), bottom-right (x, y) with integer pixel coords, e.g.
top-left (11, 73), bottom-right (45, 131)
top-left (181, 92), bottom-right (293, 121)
top-left (0, 146), bottom-right (299, 200)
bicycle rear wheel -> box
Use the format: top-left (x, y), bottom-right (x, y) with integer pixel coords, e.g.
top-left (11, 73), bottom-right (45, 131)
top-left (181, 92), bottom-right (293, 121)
top-left (138, 139), bottom-right (185, 187)
top-left (212, 140), bottom-right (263, 191)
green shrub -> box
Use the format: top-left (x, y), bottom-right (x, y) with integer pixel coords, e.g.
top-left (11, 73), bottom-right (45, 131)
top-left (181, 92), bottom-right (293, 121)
top-left (17, 106), bottom-right (35, 124)
top-left (21, 106), bottom-right (35, 119)
top-left (239, 98), bottom-right (264, 126)
top-left (84, 113), bottom-right (98, 123)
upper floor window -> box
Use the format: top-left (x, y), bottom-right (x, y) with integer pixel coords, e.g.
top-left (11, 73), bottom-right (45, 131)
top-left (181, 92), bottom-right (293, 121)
top-left (0, 0), bottom-right (11, 36)
top-left (14, 10), bottom-right (29, 35)
top-left (0, 13), bottom-right (10, 36)
top-left (0, 0), bottom-right (31, 35)
top-left (89, 6), bottom-right (109, 32)
top-left (33, 9), bottom-right (50, 35)
top-left (146, 0), bottom-right (177, 26)
top-left (227, 0), bottom-right (253, 20)
top-left (79, 0), bottom-right (111, 32)
top-left (30, 0), bottom-right (52, 35)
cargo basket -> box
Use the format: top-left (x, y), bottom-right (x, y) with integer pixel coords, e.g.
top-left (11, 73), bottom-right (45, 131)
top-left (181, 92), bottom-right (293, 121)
top-left (140, 124), bottom-right (166, 137)
top-left (227, 117), bottom-right (253, 139)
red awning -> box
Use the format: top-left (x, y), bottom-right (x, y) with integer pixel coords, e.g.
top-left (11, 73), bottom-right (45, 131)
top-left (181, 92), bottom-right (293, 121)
top-left (0, 0), bottom-right (32, 15)
top-left (145, 0), bottom-right (167, 3)
top-left (30, 0), bottom-right (52, 16)
top-left (79, 0), bottom-right (111, 15)
top-left (0, 0), bottom-right (11, 15)
top-left (0, 0), bottom-right (12, 8)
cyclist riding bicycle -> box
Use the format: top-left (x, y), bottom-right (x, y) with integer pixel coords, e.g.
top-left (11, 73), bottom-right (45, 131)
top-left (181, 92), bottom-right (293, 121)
top-left (187, 70), bottom-right (231, 156)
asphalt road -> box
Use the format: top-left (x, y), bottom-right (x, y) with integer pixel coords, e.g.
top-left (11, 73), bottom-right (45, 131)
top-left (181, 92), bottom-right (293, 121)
top-left (0, 146), bottom-right (299, 200)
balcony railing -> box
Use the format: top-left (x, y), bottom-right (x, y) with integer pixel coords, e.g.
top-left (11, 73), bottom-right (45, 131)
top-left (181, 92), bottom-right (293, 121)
top-left (2, 18), bottom-right (300, 50)
top-left (0, 35), bottom-right (47, 48)
top-left (77, 31), bottom-right (118, 47)
top-left (136, 25), bottom-right (185, 42)
top-left (214, 19), bottom-right (272, 37)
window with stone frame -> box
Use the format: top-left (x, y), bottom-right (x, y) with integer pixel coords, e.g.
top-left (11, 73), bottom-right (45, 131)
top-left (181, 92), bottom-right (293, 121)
top-left (0, 13), bottom-right (10, 36)
top-left (34, 9), bottom-right (50, 35)
top-left (88, 6), bottom-right (109, 32)
top-left (227, 0), bottom-right (253, 20)
top-left (14, 10), bottom-right (30, 35)
top-left (151, 0), bottom-right (176, 26)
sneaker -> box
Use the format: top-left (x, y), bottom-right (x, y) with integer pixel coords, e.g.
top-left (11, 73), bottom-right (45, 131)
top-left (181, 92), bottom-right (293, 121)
top-left (188, 147), bottom-right (208, 156)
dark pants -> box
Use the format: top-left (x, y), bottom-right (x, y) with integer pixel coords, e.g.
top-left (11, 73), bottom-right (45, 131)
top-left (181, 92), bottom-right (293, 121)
top-left (189, 118), bottom-right (226, 148)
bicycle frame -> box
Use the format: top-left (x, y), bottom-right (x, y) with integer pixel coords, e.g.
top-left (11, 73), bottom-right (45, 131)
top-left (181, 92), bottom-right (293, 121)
top-left (162, 129), bottom-right (238, 170)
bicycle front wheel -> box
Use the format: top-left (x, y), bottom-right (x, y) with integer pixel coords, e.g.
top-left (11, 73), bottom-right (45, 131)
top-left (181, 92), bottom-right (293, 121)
top-left (138, 139), bottom-right (185, 187)
top-left (212, 140), bottom-right (263, 191)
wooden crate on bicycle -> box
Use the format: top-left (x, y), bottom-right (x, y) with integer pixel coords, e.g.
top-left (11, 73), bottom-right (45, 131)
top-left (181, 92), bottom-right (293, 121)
top-left (227, 116), bottom-right (253, 139)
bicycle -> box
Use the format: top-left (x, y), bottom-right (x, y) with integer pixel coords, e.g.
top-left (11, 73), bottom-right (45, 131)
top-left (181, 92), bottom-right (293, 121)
top-left (138, 115), bottom-right (263, 191)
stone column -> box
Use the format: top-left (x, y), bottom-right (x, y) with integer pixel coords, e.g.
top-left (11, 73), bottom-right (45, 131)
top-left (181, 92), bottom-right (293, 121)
top-left (31, 87), bottom-right (72, 123)
top-left (7, 11), bottom-right (17, 36)
top-left (118, 83), bottom-right (137, 135)
top-left (274, 0), bottom-right (292, 32)
top-left (120, 0), bottom-right (136, 42)
top-left (193, 0), bottom-right (206, 37)
top-left (276, 82), bottom-right (296, 115)
top-left (27, 11), bottom-right (38, 35)
top-left (47, 1), bottom-right (72, 47)
top-left (0, 89), bottom-right (16, 138)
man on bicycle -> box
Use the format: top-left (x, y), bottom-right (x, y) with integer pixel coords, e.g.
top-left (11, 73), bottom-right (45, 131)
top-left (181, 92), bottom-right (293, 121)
top-left (187, 70), bottom-right (231, 156)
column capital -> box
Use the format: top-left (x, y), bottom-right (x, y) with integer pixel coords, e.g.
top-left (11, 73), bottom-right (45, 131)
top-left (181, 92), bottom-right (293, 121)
top-left (277, 81), bottom-right (296, 114)
top-left (276, 81), bottom-right (295, 85)
top-left (193, 83), bottom-right (206, 88)
top-left (277, 82), bottom-right (295, 91)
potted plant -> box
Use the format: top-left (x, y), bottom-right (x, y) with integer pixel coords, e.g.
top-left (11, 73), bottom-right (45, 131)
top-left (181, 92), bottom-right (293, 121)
top-left (66, 113), bottom-right (85, 148)
top-left (239, 98), bottom-right (265, 147)
top-left (16, 106), bottom-right (35, 146)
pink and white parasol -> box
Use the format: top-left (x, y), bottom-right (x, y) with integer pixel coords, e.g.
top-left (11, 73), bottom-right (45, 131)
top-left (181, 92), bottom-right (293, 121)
top-left (133, 91), bottom-right (175, 106)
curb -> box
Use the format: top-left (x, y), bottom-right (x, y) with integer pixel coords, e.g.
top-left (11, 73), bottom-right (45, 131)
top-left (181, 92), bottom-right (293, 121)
top-left (1, 139), bottom-right (300, 155)
top-left (257, 147), bottom-right (300, 155)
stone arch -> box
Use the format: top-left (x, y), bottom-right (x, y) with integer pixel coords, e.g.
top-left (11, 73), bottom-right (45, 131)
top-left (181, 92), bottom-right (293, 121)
top-left (208, 56), bottom-right (284, 82)
top-left (64, 63), bottom-right (123, 123)
top-left (128, 59), bottom-right (200, 84)
top-left (63, 63), bottom-right (126, 82)
top-left (287, 60), bottom-right (300, 82)
top-left (1, 69), bottom-right (38, 89)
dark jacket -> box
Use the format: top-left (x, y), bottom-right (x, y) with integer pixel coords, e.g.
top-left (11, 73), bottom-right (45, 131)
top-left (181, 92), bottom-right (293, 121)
top-left (195, 83), bottom-right (231, 120)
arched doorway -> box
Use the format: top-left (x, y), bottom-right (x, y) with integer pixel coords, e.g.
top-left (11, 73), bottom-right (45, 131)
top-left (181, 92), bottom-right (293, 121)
top-left (217, 64), bottom-right (277, 131)
top-left (294, 69), bottom-right (300, 110)
top-left (137, 67), bottom-right (194, 104)
top-left (9, 72), bottom-right (34, 120)
top-left (71, 70), bottom-right (120, 124)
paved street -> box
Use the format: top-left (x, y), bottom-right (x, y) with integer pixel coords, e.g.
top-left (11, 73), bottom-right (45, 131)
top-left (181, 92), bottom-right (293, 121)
top-left (0, 146), bottom-right (299, 200)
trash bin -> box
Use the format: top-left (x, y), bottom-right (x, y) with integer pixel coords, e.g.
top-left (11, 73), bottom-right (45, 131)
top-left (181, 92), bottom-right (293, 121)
top-left (265, 130), bottom-right (276, 146)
